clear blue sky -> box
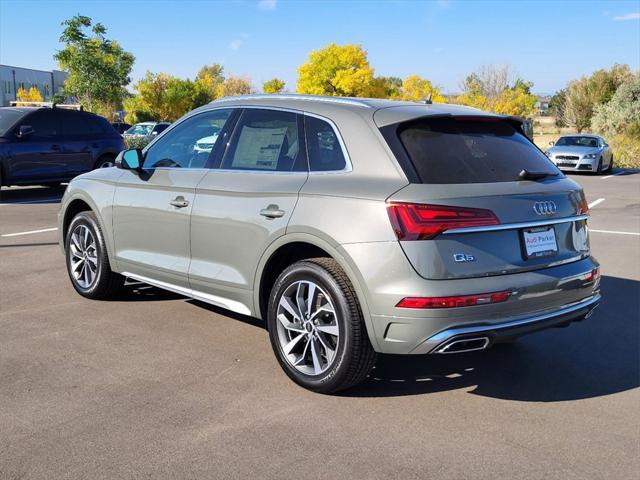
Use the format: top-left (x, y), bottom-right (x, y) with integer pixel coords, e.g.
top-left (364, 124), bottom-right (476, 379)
top-left (1, 0), bottom-right (639, 94)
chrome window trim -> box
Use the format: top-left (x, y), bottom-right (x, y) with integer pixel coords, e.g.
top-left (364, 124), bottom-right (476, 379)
top-left (442, 214), bottom-right (589, 235)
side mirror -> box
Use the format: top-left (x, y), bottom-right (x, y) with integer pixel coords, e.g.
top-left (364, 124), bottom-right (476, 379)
top-left (116, 148), bottom-right (144, 170)
top-left (16, 125), bottom-right (34, 139)
top-left (548, 141), bottom-right (555, 146)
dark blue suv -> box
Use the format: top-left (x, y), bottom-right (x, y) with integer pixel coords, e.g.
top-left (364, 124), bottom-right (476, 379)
top-left (0, 107), bottom-right (125, 188)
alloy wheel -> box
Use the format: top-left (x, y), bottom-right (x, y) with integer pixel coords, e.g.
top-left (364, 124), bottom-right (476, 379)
top-left (69, 224), bottom-right (98, 288)
top-left (276, 280), bottom-right (340, 375)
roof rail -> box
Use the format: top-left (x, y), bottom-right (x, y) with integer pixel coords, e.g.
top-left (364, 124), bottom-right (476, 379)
top-left (9, 101), bottom-right (83, 111)
top-left (212, 94), bottom-right (372, 108)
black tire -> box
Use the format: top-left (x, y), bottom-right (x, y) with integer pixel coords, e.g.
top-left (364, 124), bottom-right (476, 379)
top-left (595, 157), bottom-right (603, 175)
top-left (605, 155), bottom-right (614, 173)
top-left (267, 257), bottom-right (376, 394)
top-left (94, 155), bottom-right (116, 169)
top-left (65, 211), bottom-right (123, 299)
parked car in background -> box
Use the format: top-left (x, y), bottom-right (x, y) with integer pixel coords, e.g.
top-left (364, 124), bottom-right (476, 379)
top-left (111, 122), bottom-right (131, 134)
top-left (58, 95), bottom-right (600, 393)
top-left (123, 122), bottom-right (170, 140)
top-left (0, 106), bottom-right (125, 188)
top-left (545, 134), bottom-right (613, 174)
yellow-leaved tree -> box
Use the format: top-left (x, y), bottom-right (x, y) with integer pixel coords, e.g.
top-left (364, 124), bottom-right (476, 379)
top-left (16, 86), bottom-right (44, 104)
top-left (297, 43), bottom-right (382, 97)
top-left (215, 75), bottom-right (253, 98)
top-left (263, 78), bottom-right (286, 94)
top-left (395, 75), bottom-right (446, 103)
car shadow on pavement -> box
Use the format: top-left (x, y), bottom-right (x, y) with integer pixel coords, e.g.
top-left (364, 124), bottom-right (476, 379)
top-left (110, 282), bottom-right (185, 302)
top-left (343, 275), bottom-right (639, 402)
top-left (0, 185), bottom-right (67, 204)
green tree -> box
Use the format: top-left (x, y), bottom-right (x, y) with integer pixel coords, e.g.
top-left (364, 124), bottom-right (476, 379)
top-left (263, 78), bottom-right (286, 94)
top-left (54, 15), bottom-right (134, 115)
top-left (564, 64), bottom-right (632, 132)
top-left (591, 74), bottom-right (640, 138)
top-left (195, 63), bottom-right (225, 99)
top-left (297, 43), bottom-right (380, 97)
top-left (548, 89), bottom-right (567, 126)
top-left (123, 72), bottom-right (213, 123)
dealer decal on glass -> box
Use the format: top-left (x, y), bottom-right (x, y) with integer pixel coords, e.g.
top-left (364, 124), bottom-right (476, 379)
top-left (522, 226), bottom-right (559, 259)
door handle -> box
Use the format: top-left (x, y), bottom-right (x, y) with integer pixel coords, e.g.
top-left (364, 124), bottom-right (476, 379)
top-left (170, 197), bottom-right (190, 208)
top-left (260, 205), bottom-right (285, 218)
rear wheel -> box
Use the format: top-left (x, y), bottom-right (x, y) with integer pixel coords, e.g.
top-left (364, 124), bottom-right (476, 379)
top-left (65, 211), bottom-right (123, 299)
top-left (267, 257), bottom-right (376, 394)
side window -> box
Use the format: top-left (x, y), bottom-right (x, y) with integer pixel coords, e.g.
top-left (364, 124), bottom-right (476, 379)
top-left (220, 109), bottom-right (306, 172)
top-left (60, 111), bottom-right (101, 136)
top-left (153, 123), bottom-right (169, 135)
top-left (23, 110), bottom-right (59, 139)
top-left (305, 116), bottom-right (347, 172)
top-left (144, 109), bottom-right (232, 169)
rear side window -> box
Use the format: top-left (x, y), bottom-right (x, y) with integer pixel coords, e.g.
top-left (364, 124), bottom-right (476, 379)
top-left (393, 117), bottom-right (559, 184)
top-left (221, 109), bottom-right (306, 172)
top-left (60, 111), bottom-right (103, 136)
top-left (305, 116), bottom-right (346, 172)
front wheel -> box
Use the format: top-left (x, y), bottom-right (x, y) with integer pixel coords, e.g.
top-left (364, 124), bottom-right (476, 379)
top-left (65, 211), bottom-right (124, 299)
top-left (94, 155), bottom-right (116, 169)
top-left (595, 157), bottom-right (603, 175)
top-left (267, 258), bottom-right (376, 394)
top-left (606, 155), bottom-right (614, 173)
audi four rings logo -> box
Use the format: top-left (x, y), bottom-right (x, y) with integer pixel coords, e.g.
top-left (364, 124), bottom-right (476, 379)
top-left (533, 201), bottom-right (557, 215)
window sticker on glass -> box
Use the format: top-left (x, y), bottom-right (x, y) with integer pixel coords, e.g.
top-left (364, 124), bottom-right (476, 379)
top-left (233, 126), bottom-right (288, 170)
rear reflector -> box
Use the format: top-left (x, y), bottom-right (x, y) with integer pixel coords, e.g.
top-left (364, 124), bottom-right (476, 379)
top-left (387, 203), bottom-right (500, 240)
top-left (397, 290), bottom-right (512, 309)
top-left (581, 267), bottom-right (600, 283)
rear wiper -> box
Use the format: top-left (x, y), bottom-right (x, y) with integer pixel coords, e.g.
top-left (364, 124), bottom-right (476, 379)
top-left (518, 169), bottom-right (559, 181)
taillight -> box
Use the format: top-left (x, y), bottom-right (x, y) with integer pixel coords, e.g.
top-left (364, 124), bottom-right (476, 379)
top-left (581, 267), bottom-right (600, 283)
top-left (387, 203), bottom-right (500, 240)
top-left (397, 290), bottom-right (512, 309)
top-left (577, 198), bottom-right (589, 215)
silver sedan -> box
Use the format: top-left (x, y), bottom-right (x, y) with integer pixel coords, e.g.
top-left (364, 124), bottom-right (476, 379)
top-left (545, 134), bottom-right (613, 174)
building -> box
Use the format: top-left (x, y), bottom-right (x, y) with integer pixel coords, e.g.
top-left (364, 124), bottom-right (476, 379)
top-left (0, 65), bottom-right (68, 106)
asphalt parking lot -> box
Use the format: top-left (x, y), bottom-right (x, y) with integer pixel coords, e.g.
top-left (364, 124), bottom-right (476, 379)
top-left (1, 170), bottom-right (639, 479)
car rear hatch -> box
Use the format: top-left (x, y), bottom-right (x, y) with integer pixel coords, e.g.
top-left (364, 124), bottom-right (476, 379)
top-left (376, 108), bottom-right (590, 280)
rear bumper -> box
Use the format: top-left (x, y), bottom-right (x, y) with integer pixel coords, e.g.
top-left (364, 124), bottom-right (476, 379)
top-left (412, 293), bottom-right (600, 354)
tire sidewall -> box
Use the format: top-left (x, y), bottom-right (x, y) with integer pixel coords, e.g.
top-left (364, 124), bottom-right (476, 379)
top-left (65, 212), bottom-right (106, 297)
top-left (267, 262), bottom-right (355, 392)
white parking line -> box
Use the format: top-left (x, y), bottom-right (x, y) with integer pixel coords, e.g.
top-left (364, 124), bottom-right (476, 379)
top-left (601, 171), bottom-right (626, 179)
top-left (590, 229), bottom-right (640, 236)
top-left (588, 198), bottom-right (605, 209)
top-left (1, 227), bottom-right (58, 237)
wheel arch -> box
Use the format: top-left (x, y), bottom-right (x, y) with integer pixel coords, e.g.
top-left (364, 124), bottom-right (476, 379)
top-left (253, 233), bottom-right (380, 351)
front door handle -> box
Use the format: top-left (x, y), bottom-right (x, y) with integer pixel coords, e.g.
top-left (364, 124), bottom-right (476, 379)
top-left (170, 196), bottom-right (189, 208)
top-left (260, 205), bottom-right (285, 218)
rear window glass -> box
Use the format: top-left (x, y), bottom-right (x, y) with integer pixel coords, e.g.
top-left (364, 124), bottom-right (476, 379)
top-left (305, 116), bottom-right (346, 172)
top-left (395, 117), bottom-right (559, 184)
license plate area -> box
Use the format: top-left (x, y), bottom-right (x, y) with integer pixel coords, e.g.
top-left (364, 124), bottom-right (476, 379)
top-left (521, 226), bottom-right (558, 259)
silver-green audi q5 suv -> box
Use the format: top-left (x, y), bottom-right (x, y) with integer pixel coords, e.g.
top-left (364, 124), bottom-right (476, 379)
top-left (59, 95), bottom-right (601, 393)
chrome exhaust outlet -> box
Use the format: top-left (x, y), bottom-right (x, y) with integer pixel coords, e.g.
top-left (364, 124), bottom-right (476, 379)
top-left (434, 337), bottom-right (490, 354)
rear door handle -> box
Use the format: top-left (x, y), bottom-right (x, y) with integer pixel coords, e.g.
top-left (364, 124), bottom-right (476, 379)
top-left (260, 205), bottom-right (285, 218)
top-left (170, 197), bottom-right (189, 208)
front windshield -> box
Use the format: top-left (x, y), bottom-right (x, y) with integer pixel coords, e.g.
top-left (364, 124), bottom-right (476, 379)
top-left (556, 136), bottom-right (599, 148)
top-left (0, 108), bottom-right (28, 136)
top-left (125, 124), bottom-right (154, 136)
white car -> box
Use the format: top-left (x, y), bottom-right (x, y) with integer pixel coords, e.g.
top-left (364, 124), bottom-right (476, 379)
top-left (194, 132), bottom-right (220, 153)
top-left (545, 135), bottom-right (613, 174)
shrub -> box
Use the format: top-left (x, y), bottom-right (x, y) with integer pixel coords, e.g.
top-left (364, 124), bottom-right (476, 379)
top-left (609, 134), bottom-right (640, 169)
top-left (124, 136), bottom-right (151, 150)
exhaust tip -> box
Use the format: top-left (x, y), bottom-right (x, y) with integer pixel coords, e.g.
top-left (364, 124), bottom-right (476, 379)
top-left (434, 337), bottom-right (490, 354)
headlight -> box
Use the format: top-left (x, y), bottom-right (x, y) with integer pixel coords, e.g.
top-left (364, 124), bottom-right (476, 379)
top-left (583, 153), bottom-right (598, 159)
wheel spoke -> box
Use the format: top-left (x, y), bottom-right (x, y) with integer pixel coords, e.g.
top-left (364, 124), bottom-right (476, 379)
top-left (86, 253), bottom-right (98, 267)
top-left (279, 296), bottom-right (301, 321)
top-left (293, 337), bottom-right (311, 366)
top-left (82, 227), bottom-right (89, 250)
top-left (316, 323), bottom-right (339, 337)
top-left (71, 258), bottom-right (84, 274)
top-left (296, 282), bottom-right (307, 319)
top-left (283, 333), bottom-right (306, 355)
top-left (315, 333), bottom-right (335, 364)
top-left (310, 302), bottom-right (334, 321)
top-left (310, 338), bottom-right (322, 374)
top-left (277, 313), bottom-right (304, 333)
top-left (306, 282), bottom-right (316, 317)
